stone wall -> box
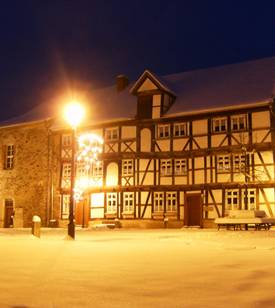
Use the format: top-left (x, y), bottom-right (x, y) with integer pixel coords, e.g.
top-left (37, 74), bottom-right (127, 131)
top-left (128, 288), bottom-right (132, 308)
top-left (0, 120), bottom-right (53, 227)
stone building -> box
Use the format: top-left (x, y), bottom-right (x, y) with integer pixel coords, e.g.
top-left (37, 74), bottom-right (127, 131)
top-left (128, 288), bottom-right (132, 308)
top-left (1, 56), bottom-right (275, 228)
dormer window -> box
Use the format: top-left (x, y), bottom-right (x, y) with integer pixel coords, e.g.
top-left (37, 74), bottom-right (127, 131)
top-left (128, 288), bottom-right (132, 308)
top-left (105, 127), bottom-right (119, 141)
top-left (174, 123), bottom-right (188, 137)
top-left (231, 115), bottom-right (247, 131)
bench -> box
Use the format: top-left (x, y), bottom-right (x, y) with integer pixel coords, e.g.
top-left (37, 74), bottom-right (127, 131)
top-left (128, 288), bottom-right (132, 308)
top-left (214, 210), bottom-right (275, 230)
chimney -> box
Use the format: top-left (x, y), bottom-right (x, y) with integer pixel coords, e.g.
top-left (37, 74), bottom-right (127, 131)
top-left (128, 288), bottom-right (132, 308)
top-left (116, 75), bottom-right (129, 92)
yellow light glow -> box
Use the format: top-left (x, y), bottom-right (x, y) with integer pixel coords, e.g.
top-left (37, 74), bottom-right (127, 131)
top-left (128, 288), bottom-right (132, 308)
top-left (64, 101), bottom-right (85, 129)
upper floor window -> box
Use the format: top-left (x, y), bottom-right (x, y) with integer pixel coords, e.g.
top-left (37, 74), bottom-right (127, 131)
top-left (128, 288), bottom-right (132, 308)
top-left (212, 117), bottom-right (227, 133)
top-left (123, 192), bottom-right (134, 213)
top-left (62, 134), bottom-right (72, 147)
top-left (4, 145), bottom-right (15, 170)
top-left (107, 193), bottom-right (117, 213)
top-left (166, 192), bottom-right (177, 212)
top-left (122, 160), bottom-right (133, 176)
top-left (61, 163), bottom-right (71, 189)
top-left (174, 159), bottom-right (187, 175)
top-left (231, 115), bottom-right (247, 131)
top-left (160, 159), bottom-right (172, 176)
top-left (217, 155), bottom-right (230, 173)
top-left (157, 124), bottom-right (170, 139)
top-left (92, 161), bottom-right (103, 177)
top-left (105, 127), bottom-right (119, 141)
top-left (76, 162), bottom-right (87, 178)
top-left (233, 154), bottom-right (246, 172)
top-left (174, 123), bottom-right (188, 137)
top-left (154, 192), bottom-right (164, 212)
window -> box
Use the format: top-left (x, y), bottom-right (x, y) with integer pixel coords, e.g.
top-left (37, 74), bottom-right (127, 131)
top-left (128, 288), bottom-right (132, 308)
top-left (212, 118), bottom-right (227, 133)
top-left (62, 134), bottom-right (72, 147)
top-left (174, 159), bottom-right (187, 175)
top-left (4, 145), bottom-right (15, 169)
top-left (226, 190), bottom-right (239, 211)
top-left (157, 124), bottom-right (170, 139)
top-left (105, 127), bottom-right (119, 141)
top-left (92, 161), bottom-right (103, 177)
top-left (174, 123), bottom-right (188, 137)
top-left (122, 160), bottom-right (133, 176)
top-left (233, 154), bottom-right (246, 172)
top-left (166, 192), bottom-right (177, 212)
top-left (107, 193), bottom-right (117, 213)
top-left (217, 155), bottom-right (230, 173)
top-left (160, 159), bottom-right (172, 176)
top-left (154, 192), bottom-right (164, 212)
top-left (242, 189), bottom-right (256, 210)
top-left (231, 115), bottom-right (246, 131)
top-left (61, 194), bottom-right (70, 219)
top-left (76, 162), bottom-right (87, 178)
top-left (123, 192), bottom-right (134, 213)
top-left (61, 163), bottom-right (71, 189)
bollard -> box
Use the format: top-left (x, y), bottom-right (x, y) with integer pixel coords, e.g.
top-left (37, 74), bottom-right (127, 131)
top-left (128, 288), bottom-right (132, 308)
top-left (164, 217), bottom-right (169, 229)
top-left (32, 215), bottom-right (41, 238)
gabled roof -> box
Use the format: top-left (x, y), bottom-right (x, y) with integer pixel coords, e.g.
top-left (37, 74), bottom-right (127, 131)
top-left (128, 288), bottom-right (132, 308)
top-left (130, 69), bottom-right (176, 96)
top-left (1, 56), bottom-right (275, 128)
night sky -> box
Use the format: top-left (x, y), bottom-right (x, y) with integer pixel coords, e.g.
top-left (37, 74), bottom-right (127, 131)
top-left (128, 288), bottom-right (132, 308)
top-left (0, 0), bottom-right (275, 121)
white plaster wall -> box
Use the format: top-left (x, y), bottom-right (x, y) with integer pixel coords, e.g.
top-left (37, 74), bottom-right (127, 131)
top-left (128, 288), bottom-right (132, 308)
top-left (193, 136), bottom-right (208, 149)
top-left (212, 134), bottom-right (227, 147)
top-left (140, 128), bottom-right (151, 152)
top-left (106, 162), bottom-right (119, 186)
top-left (137, 78), bottom-right (157, 92)
top-left (193, 119), bottom-right (208, 135)
top-left (173, 138), bottom-right (189, 151)
top-left (156, 140), bottom-right (170, 152)
top-left (252, 130), bottom-right (271, 143)
top-left (121, 126), bottom-right (136, 139)
top-left (231, 132), bottom-right (249, 145)
top-left (252, 111), bottom-right (270, 129)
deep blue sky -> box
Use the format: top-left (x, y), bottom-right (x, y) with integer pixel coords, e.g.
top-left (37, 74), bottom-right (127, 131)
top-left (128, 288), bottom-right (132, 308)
top-left (0, 0), bottom-right (275, 121)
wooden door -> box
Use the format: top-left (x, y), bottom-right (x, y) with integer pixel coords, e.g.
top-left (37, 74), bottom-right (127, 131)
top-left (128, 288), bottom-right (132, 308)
top-left (75, 199), bottom-right (89, 227)
top-left (4, 203), bottom-right (14, 228)
top-left (184, 194), bottom-right (202, 227)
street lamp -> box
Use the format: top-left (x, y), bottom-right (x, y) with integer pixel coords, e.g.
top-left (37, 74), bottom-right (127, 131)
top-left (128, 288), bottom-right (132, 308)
top-left (64, 102), bottom-right (85, 239)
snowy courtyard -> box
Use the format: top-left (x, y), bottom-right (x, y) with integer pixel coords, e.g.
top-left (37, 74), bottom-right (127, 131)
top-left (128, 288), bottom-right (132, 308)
top-left (1, 228), bottom-right (275, 308)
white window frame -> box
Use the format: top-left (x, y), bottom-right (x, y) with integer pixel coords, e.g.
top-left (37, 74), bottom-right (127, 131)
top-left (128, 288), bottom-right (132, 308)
top-left (233, 154), bottom-right (246, 172)
top-left (105, 127), bottom-right (119, 141)
top-left (212, 117), bottom-right (227, 133)
top-left (61, 194), bottom-right (70, 219)
top-left (231, 115), bottom-right (247, 131)
top-left (123, 192), bottom-right (134, 213)
top-left (61, 163), bottom-right (71, 189)
top-left (226, 190), bottom-right (239, 211)
top-left (174, 159), bottom-right (187, 176)
top-left (107, 193), bottom-right (117, 213)
top-left (166, 192), bottom-right (177, 212)
top-left (174, 122), bottom-right (188, 137)
top-left (122, 159), bottom-right (134, 176)
top-left (157, 124), bottom-right (170, 139)
top-left (242, 189), bottom-right (256, 210)
top-left (154, 192), bottom-right (164, 212)
top-left (92, 161), bottom-right (103, 177)
top-left (217, 155), bottom-right (230, 173)
top-left (160, 159), bottom-right (172, 176)
top-left (4, 145), bottom-right (15, 169)
top-left (62, 134), bottom-right (72, 147)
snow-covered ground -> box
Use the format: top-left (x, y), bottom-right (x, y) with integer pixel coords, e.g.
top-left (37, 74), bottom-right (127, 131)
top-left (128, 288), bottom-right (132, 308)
top-left (1, 228), bottom-right (275, 308)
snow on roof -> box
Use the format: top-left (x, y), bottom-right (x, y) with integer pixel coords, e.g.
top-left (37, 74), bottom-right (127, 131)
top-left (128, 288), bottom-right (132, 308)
top-left (1, 56), bottom-right (275, 128)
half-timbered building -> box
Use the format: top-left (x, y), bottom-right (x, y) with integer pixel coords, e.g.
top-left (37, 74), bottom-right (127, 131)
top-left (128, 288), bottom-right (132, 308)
top-left (1, 56), bottom-right (275, 228)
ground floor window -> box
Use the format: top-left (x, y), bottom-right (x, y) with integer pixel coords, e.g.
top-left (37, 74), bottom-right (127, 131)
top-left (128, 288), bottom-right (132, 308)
top-left (61, 194), bottom-right (70, 219)
top-left (166, 192), bottom-right (177, 212)
top-left (123, 192), bottom-right (134, 213)
top-left (107, 193), bottom-right (118, 213)
top-left (154, 192), bottom-right (164, 212)
top-left (242, 189), bottom-right (256, 210)
top-left (226, 190), bottom-right (239, 211)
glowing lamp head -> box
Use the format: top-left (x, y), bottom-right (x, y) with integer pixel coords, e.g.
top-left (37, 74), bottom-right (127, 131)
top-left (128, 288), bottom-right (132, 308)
top-left (64, 102), bottom-right (85, 129)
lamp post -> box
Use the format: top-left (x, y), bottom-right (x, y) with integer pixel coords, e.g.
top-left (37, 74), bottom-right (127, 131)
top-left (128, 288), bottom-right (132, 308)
top-left (64, 102), bottom-right (85, 239)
